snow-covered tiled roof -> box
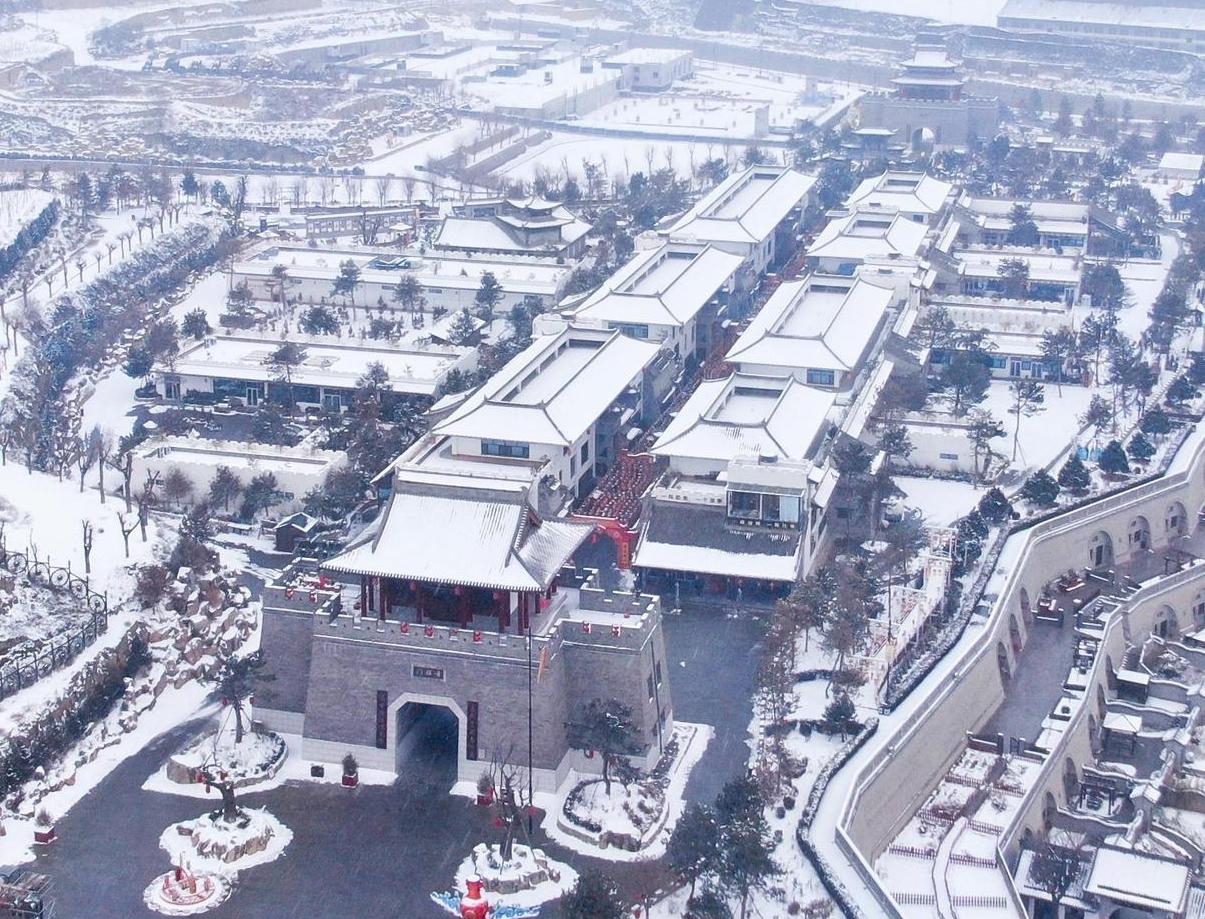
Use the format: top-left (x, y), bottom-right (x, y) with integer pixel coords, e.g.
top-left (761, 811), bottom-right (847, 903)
top-left (807, 209), bottom-right (929, 263)
top-left (434, 325), bottom-right (659, 447)
top-left (633, 501), bottom-right (802, 581)
top-left (726, 273), bottom-right (895, 373)
top-left (322, 471), bottom-right (592, 590)
top-left (847, 172), bottom-right (953, 219)
top-left (571, 241), bottom-right (744, 328)
top-left (434, 214), bottom-right (590, 254)
top-left (664, 165), bottom-right (817, 247)
top-left (651, 372), bottom-right (834, 465)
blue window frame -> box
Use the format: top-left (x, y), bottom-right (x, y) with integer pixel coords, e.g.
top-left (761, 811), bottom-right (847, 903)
top-left (806, 368), bottom-right (836, 386)
top-left (481, 439), bottom-right (530, 459)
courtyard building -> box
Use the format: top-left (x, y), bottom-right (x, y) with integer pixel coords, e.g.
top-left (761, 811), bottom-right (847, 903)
top-left (806, 207), bottom-right (929, 276)
top-left (725, 272), bottom-right (899, 390)
top-left (548, 240), bottom-right (744, 362)
top-left (634, 372), bottom-right (840, 595)
top-left (155, 332), bottom-right (475, 409)
top-left (661, 164), bottom-right (818, 284)
top-left (231, 243), bottom-right (571, 317)
top-left (404, 325), bottom-right (664, 501)
top-left (845, 171), bottom-right (955, 226)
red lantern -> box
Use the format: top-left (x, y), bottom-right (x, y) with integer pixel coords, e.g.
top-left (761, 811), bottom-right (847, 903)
top-left (425, 625), bottom-right (435, 638)
top-left (285, 587), bottom-right (295, 599)
top-left (400, 622), bottom-right (410, 635)
top-left (473, 631), bottom-right (483, 643)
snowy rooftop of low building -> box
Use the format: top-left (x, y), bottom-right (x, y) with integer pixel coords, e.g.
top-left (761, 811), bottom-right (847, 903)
top-left (807, 209), bottom-right (929, 263)
top-left (434, 325), bottom-right (659, 446)
top-left (847, 172), bottom-right (953, 219)
top-left (323, 469), bottom-right (593, 591)
top-left (726, 273), bottom-right (895, 373)
top-left (165, 334), bottom-right (471, 396)
top-left (136, 437), bottom-right (342, 473)
top-left (651, 372), bottom-right (834, 466)
top-left (1160, 152), bottom-right (1205, 175)
top-left (1084, 846), bottom-right (1190, 913)
top-left (237, 245), bottom-right (568, 294)
top-left (476, 57), bottom-right (622, 111)
top-left (955, 248), bottom-right (1082, 284)
top-left (571, 241), bottom-right (744, 328)
top-left (663, 165), bottom-right (817, 247)
top-left (960, 195), bottom-right (1092, 236)
top-left (1000, 0), bottom-right (1205, 32)
top-left (434, 213), bottom-right (591, 255)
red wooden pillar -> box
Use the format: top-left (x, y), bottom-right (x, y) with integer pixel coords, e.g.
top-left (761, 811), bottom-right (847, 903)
top-left (496, 591), bottom-right (510, 632)
top-left (415, 583), bottom-right (425, 622)
top-left (518, 592), bottom-right (530, 634)
top-left (359, 577), bottom-right (368, 616)
top-left (459, 588), bottom-right (470, 627)
top-left (379, 579), bottom-right (389, 620)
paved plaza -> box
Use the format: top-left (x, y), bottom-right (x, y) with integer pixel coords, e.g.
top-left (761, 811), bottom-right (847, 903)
top-left (32, 602), bottom-right (766, 918)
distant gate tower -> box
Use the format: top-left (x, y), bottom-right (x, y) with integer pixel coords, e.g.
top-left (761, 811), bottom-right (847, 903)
top-left (857, 39), bottom-right (999, 152)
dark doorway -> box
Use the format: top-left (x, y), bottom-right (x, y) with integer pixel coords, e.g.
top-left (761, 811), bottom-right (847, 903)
top-left (395, 702), bottom-right (459, 791)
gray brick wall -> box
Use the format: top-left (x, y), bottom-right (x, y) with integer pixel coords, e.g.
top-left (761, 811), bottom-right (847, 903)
top-left (257, 608), bottom-right (316, 715)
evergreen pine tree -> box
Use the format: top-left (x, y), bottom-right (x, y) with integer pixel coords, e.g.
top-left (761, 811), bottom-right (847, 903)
top-left (977, 487), bottom-right (1012, 524)
top-left (1020, 470), bottom-right (1060, 507)
top-left (1057, 454), bottom-right (1091, 494)
top-left (1140, 407), bottom-right (1171, 437)
top-left (562, 870), bottom-right (623, 919)
top-left (1098, 440), bottom-right (1130, 476)
top-left (1128, 432), bottom-right (1156, 462)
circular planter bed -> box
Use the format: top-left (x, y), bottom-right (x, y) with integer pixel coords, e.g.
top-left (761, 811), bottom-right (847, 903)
top-left (166, 730), bottom-right (286, 789)
top-left (160, 807), bottom-right (292, 875)
top-left (143, 870), bottom-right (231, 915)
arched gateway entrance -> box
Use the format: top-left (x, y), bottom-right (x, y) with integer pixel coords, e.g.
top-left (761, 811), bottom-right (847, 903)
top-left (390, 695), bottom-right (466, 790)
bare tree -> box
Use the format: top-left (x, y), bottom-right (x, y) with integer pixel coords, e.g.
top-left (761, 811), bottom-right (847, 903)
top-left (137, 470), bottom-right (160, 541)
top-left (75, 435), bottom-right (97, 493)
top-left (373, 174), bottom-right (392, 207)
top-left (81, 520), bottom-right (94, 575)
top-left (93, 429), bottom-right (112, 503)
top-left (116, 512), bottom-right (138, 557)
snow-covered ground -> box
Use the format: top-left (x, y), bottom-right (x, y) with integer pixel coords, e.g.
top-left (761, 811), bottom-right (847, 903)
top-left (896, 476), bottom-right (985, 527)
top-left (980, 379), bottom-right (1097, 473)
top-left (796, 0), bottom-right (1007, 26)
top-left (0, 682), bottom-right (211, 867)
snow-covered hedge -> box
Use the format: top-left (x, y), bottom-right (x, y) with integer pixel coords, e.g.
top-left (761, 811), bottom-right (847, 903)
top-left (1, 218), bottom-right (236, 469)
top-left (795, 718), bottom-right (878, 919)
top-left (0, 196), bottom-right (58, 280)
